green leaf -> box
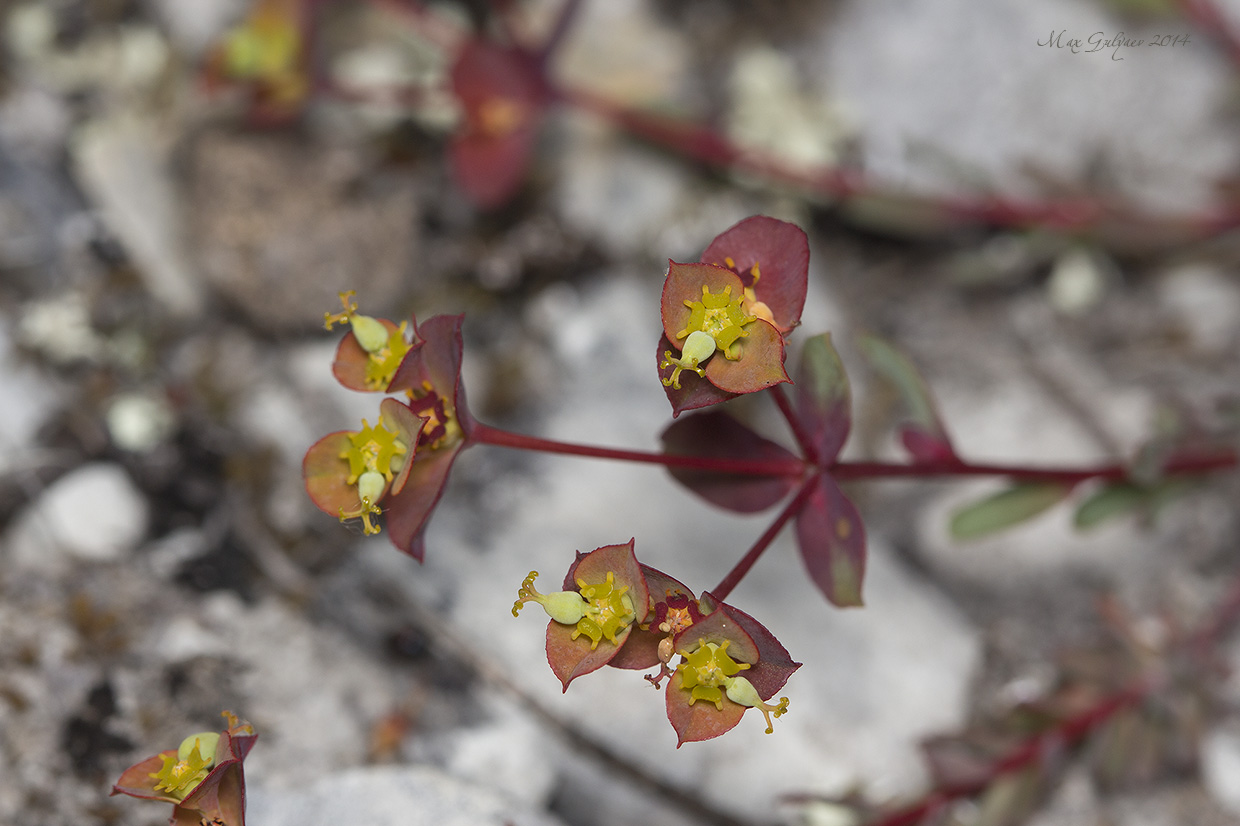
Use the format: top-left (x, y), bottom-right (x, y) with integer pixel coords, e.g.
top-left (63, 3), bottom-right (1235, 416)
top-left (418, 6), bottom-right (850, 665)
top-left (1073, 483), bottom-right (1146, 530)
top-left (950, 482), bottom-right (1073, 540)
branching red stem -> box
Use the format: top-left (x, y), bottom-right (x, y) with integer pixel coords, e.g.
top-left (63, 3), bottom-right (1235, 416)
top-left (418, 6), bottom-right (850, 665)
top-left (469, 422), bottom-right (807, 477)
top-left (710, 476), bottom-right (817, 602)
top-left (769, 386), bottom-right (819, 465)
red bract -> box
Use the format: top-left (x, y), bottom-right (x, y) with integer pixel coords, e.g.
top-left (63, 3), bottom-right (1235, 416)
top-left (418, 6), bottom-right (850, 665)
top-left (665, 598), bottom-right (800, 746)
top-left (657, 216), bottom-right (808, 415)
top-left (380, 314), bottom-right (475, 560)
top-left (513, 540), bottom-right (651, 691)
top-left (305, 303), bottom-right (474, 559)
top-left (303, 398), bottom-right (427, 537)
top-left (450, 39), bottom-right (551, 209)
top-left (700, 215), bottom-right (810, 335)
top-left (112, 712), bottom-right (256, 826)
top-left (324, 291), bottom-right (417, 394)
top-left (513, 542), bottom-right (798, 744)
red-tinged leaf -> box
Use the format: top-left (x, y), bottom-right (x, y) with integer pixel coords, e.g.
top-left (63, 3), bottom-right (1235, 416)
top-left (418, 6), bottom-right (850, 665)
top-left (900, 426), bottom-right (958, 464)
top-left (450, 40), bottom-right (548, 209)
top-left (388, 315), bottom-right (475, 434)
top-left (112, 752), bottom-right (180, 802)
top-left (857, 333), bottom-right (956, 461)
top-left (450, 127), bottom-right (539, 210)
top-left (795, 474), bottom-right (867, 608)
top-left (666, 668), bottom-right (747, 747)
top-left (547, 618), bottom-right (636, 691)
top-left (657, 333), bottom-right (738, 417)
top-left (670, 603), bottom-right (759, 663)
top-left (303, 432), bottom-right (366, 517)
top-left (701, 215), bottom-right (809, 333)
top-left (704, 319), bottom-right (789, 394)
top-left (795, 333), bottom-right (851, 462)
top-left (609, 565), bottom-right (695, 671)
top-left (379, 398), bottom-right (426, 497)
top-left (661, 262), bottom-right (745, 345)
top-left (549, 541), bottom-right (649, 689)
top-left (383, 442), bottom-right (465, 561)
top-left (332, 318), bottom-right (407, 393)
top-left (698, 597), bottom-right (801, 700)
top-left (949, 482), bottom-right (1073, 540)
top-left (661, 411), bottom-right (799, 513)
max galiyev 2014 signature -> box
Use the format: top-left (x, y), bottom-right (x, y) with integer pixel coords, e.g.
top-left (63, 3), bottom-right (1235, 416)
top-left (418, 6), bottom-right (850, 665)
top-left (1038, 30), bottom-right (1191, 60)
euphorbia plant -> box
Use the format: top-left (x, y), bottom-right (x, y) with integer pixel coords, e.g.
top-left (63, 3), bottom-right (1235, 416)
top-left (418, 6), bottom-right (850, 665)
top-left (298, 213), bottom-right (1237, 745)
top-left (112, 712), bottom-right (256, 826)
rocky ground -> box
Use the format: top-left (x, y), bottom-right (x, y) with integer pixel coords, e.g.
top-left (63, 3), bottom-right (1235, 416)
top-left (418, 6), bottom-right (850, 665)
top-left (3, 1), bottom-right (1240, 825)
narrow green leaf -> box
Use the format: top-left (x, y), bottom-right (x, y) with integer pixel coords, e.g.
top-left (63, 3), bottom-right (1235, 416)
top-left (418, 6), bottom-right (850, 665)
top-left (950, 482), bottom-right (1073, 540)
top-left (1073, 483), bottom-right (1146, 530)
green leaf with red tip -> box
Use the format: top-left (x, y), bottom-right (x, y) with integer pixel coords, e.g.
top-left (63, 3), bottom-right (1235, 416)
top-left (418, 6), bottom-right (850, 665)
top-left (857, 333), bottom-right (956, 462)
top-left (795, 474), bottom-right (867, 608)
top-left (950, 482), bottom-right (1074, 540)
top-left (794, 333), bottom-right (851, 462)
top-left (701, 215), bottom-right (809, 333)
top-left (549, 541), bottom-right (650, 690)
top-left (660, 411), bottom-right (799, 513)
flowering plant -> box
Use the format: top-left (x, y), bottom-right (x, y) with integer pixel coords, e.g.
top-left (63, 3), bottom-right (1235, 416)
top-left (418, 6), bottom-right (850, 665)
top-left (112, 712), bottom-right (256, 826)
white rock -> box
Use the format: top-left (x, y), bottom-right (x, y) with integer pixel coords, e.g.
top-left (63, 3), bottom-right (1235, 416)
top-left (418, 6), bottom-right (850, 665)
top-left (1201, 725), bottom-right (1240, 815)
top-left (72, 114), bottom-right (204, 317)
top-left (7, 463), bottom-right (149, 566)
top-left (1157, 264), bottom-right (1240, 355)
top-left (246, 765), bottom-right (569, 826)
top-left (148, 0), bottom-right (248, 57)
top-left (817, 0), bottom-right (1238, 214)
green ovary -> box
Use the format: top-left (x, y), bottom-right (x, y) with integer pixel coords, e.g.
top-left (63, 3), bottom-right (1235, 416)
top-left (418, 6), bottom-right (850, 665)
top-left (149, 732), bottom-right (218, 800)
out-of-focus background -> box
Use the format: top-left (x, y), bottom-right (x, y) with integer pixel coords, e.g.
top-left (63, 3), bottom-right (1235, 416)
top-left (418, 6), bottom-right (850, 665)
top-left (3, 1), bottom-right (1240, 824)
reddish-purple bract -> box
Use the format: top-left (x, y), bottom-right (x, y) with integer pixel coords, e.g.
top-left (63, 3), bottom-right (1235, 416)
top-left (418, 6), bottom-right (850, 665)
top-left (112, 715), bottom-right (257, 826)
top-left (547, 541), bottom-right (650, 690)
top-left (661, 411), bottom-right (800, 512)
top-left (701, 215), bottom-right (810, 334)
top-left (383, 314), bottom-right (475, 560)
top-left (794, 333), bottom-right (852, 464)
top-left (795, 473), bottom-right (867, 607)
top-left (450, 39), bottom-right (549, 209)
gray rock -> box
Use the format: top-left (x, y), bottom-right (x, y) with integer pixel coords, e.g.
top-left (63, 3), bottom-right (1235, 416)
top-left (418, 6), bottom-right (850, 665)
top-left (246, 765), bottom-right (569, 826)
top-left (6, 462), bottom-right (149, 567)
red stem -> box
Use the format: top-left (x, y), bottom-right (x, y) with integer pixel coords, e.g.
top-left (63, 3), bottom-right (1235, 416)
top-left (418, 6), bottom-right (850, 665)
top-left (468, 422), bottom-right (807, 477)
top-left (710, 476), bottom-right (818, 602)
top-left (830, 450), bottom-right (1237, 483)
top-left (770, 386), bottom-right (819, 465)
